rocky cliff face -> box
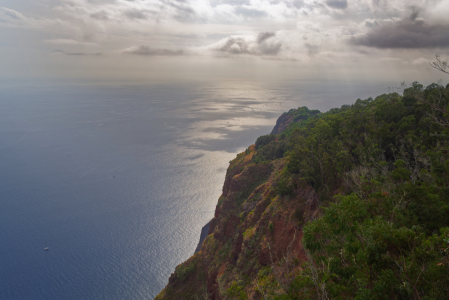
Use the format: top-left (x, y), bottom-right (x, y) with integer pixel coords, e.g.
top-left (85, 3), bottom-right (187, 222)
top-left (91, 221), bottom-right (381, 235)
top-left (155, 111), bottom-right (320, 300)
top-left (270, 113), bottom-right (294, 135)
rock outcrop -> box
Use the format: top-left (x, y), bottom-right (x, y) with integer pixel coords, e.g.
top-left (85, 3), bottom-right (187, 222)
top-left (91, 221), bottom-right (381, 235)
top-left (270, 112), bottom-right (294, 135)
top-left (194, 221), bottom-right (212, 254)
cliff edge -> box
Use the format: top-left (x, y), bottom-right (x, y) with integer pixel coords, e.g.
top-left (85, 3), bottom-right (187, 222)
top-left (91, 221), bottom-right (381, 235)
top-left (155, 107), bottom-right (322, 300)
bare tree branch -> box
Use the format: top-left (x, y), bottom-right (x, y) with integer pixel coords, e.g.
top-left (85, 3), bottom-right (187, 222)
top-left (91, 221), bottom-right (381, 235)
top-left (429, 54), bottom-right (449, 75)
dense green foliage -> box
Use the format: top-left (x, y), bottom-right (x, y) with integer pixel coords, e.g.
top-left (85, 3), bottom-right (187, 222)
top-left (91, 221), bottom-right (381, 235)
top-left (253, 107), bottom-right (321, 164)
top-left (254, 82), bottom-right (449, 299)
top-left (256, 134), bottom-right (277, 150)
top-left (283, 106), bottom-right (321, 133)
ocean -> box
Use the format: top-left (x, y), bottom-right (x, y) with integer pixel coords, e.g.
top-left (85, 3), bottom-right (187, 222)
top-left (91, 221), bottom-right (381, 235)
top-left (0, 79), bottom-right (389, 299)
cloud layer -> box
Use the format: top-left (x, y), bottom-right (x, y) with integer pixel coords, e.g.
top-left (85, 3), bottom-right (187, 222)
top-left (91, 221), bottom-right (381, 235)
top-left (52, 50), bottom-right (102, 56)
top-left (208, 32), bottom-right (281, 56)
top-left (1, 0), bottom-right (448, 80)
top-left (351, 10), bottom-right (449, 48)
top-left (123, 46), bottom-right (185, 56)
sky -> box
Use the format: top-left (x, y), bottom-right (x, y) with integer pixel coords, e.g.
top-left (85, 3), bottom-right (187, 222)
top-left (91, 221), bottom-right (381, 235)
top-left (1, 0), bottom-right (449, 83)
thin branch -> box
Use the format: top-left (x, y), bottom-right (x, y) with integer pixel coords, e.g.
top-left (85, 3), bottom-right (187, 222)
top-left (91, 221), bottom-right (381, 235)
top-left (429, 55), bottom-right (449, 75)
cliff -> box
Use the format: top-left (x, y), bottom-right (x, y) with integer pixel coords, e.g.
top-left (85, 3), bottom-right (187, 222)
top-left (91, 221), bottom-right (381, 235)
top-left (156, 84), bottom-right (449, 300)
top-left (155, 149), bottom-right (317, 300)
top-left (155, 107), bottom-right (320, 300)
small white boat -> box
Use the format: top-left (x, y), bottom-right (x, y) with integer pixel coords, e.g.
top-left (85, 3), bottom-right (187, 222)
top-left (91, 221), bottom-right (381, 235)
top-left (44, 247), bottom-right (49, 251)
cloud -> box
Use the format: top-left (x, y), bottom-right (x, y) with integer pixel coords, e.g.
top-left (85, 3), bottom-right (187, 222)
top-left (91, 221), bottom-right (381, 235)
top-left (209, 32), bottom-right (281, 56)
top-left (3, 0), bottom-right (449, 80)
top-left (0, 7), bottom-right (30, 27)
top-left (160, 0), bottom-right (196, 22)
top-left (234, 6), bottom-right (267, 18)
top-left (297, 20), bottom-right (323, 32)
top-left (351, 10), bottom-right (449, 48)
top-left (90, 11), bottom-right (110, 21)
top-left (52, 50), bottom-right (102, 56)
top-left (378, 57), bottom-right (402, 63)
top-left (305, 43), bottom-right (319, 56)
top-left (326, 0), bottom-right (348, 10)
top-left (122, 45), bottom-right (185, 56)
top-left (291, 0), bottom-right (305, 9)
top-left (123, 9), bottom-right (149, 20)
top-left (257, 32), bottom-right (275, 43)
top-left (45, 39), bottom-right (98, 46)
top-left (412, 57), bottom-right (429, 64)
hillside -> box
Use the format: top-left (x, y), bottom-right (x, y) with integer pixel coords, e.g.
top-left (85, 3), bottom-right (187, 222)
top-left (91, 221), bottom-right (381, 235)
top-left (155, 82), bottom-right (449, 300)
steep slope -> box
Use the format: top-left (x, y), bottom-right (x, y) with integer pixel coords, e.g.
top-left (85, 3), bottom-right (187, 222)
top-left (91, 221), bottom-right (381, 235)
top-left (156, 83), bottom-right (449, 300)
top-left (156, 145), bottom-right (319, 300)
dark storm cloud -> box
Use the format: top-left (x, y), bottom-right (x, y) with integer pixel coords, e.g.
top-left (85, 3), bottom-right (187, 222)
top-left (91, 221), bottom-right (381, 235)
top-left (123, 45), bottom-right (184, 56)
top-left (326, 0), bottom-right (348, 9)
top-left (351, 11), bottom-right (449, 49)
top-left (52, 50), bottom-right (102, 56)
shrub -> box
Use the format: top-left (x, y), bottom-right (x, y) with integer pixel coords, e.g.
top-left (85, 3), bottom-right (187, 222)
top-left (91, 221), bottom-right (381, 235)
top-left (176, 261), bottom-right (195, 281)
top-left (255, 134), bottom-right (276, 150)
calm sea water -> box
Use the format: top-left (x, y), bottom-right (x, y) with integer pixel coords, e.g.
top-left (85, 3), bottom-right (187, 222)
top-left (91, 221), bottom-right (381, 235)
top-left (0, 80), bottom-right (389, 299)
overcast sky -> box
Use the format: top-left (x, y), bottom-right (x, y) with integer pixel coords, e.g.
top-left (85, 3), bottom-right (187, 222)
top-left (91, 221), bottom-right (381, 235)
top-left (1, 0), bottom-right (449, 82)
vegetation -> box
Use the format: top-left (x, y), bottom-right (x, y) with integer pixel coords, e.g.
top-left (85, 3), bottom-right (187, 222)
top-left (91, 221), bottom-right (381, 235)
top-left (261, 81), bottom-right (449, 299)
top-left (156, 71), bottom-right (449, 299)
top-left (176, 260), bottom-right (196, 281)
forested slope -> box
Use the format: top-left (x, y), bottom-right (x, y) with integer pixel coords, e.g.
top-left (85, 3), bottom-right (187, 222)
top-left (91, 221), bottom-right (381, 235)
top-left (156, 82), bottom-right (449, 300)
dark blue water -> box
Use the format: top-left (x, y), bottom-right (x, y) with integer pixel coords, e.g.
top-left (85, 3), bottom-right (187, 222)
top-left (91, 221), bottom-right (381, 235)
top-left (0, 80), bottom-right (390, 299)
